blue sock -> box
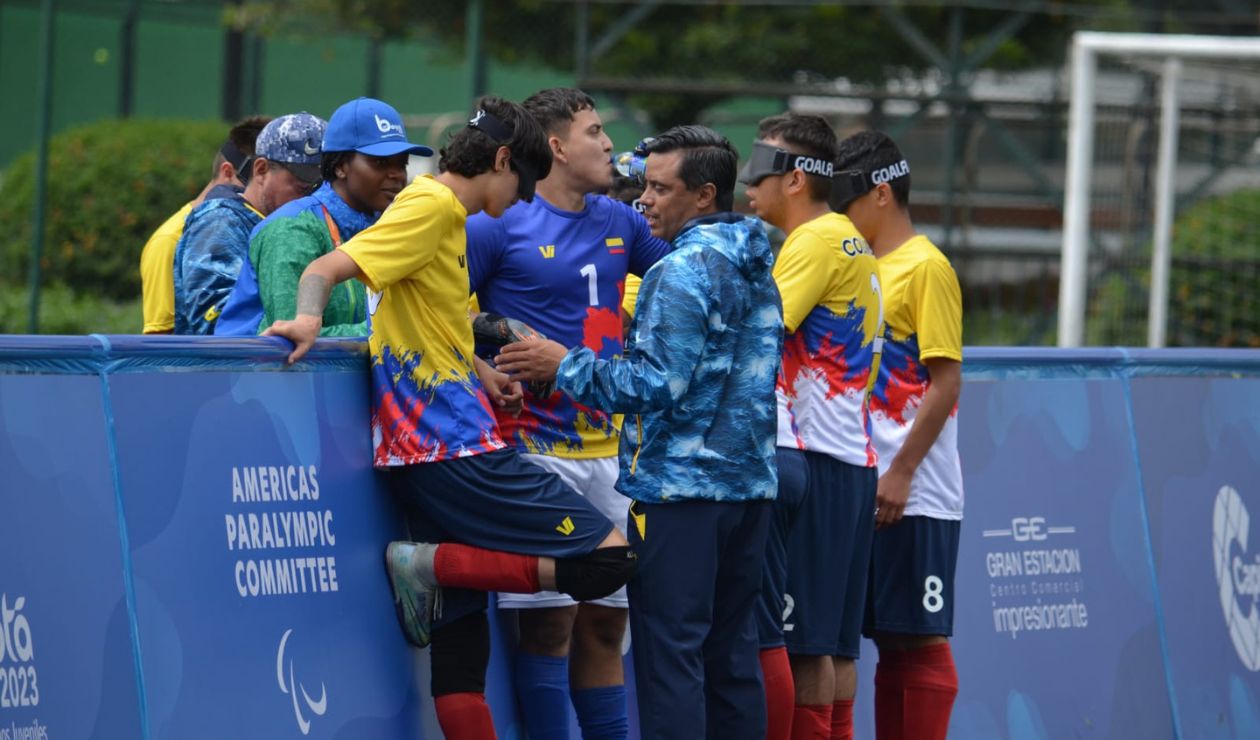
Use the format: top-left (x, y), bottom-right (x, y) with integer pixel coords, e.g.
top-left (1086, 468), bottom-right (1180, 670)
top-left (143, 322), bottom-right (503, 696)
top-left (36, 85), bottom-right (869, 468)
top-left (571, 685), bottom-right (628, 740)
top-left (513, 652), bottom-right (571, 739)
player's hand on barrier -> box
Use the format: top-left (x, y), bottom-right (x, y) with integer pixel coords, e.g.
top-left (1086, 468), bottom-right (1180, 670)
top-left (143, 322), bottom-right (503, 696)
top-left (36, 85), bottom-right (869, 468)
top-left (262, 315), bottom-right (322, 365)
top-left (875, 468), bottom-right (912, 529)
top-left (474, 355), bottom-right (525, 417)
top-left (496, 339), bottom-right (568, 385)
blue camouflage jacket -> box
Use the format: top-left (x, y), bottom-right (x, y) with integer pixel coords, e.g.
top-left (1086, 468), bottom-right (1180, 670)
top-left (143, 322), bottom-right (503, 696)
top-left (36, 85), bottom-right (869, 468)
top-left (172, 184), bottom-right (263, 335)
top-left (557, 212), bottom-right (784, 503)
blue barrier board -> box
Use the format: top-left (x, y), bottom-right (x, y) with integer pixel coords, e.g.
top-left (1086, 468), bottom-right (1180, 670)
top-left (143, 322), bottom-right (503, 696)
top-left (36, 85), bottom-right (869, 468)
top-left (5, 339), bottom-right (1260, 739)
top-left (944, 378), bottom-right (1173, 739)
top-left (107, 368), bottom-right (423, 739)
top-left (1131, 376), bottom-right (1260, 739)
top-left (0, 374), bottom-right (144, 739)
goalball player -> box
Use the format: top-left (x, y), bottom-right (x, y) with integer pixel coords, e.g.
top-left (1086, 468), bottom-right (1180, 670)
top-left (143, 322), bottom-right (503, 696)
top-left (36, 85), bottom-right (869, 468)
top-left (834, 130), bottom-right (964, 740)
top-left (741, 113), bottom-right (882, 740)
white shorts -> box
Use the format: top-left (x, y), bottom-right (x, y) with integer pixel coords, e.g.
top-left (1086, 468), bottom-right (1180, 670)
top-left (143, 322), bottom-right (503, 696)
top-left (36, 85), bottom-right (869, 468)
top-left (496, 454), bottom-right (630, 610)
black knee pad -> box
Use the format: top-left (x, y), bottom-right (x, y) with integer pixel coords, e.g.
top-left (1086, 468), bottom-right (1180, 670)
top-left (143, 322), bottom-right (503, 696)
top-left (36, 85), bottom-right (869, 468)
top-left (554, 546), bottom-right (637, 602)
top-left (429, 611), bottom-right (490, 697)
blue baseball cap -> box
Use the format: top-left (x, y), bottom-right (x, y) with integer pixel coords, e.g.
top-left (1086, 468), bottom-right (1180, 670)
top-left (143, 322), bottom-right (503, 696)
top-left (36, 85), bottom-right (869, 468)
top-left (254, 112), bottom-right (327, 184)
top-left (323, 97), bottom-right (433, 157)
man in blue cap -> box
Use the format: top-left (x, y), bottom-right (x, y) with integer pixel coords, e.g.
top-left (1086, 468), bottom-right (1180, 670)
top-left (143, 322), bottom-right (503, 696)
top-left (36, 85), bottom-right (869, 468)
top-left (173, 111), bottom-right (326, 335)
top-left (216, 97), bottom-right (432, 337)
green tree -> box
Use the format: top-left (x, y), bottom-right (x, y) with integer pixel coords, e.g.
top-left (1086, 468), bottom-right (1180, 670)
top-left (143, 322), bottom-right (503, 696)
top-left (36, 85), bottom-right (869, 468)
top-left (230, 1), bottom-right (1113, 128)
top-left (1089, 188), bottom-right (1260, 347)
top-left (0, 118), bottom-right (226, 306)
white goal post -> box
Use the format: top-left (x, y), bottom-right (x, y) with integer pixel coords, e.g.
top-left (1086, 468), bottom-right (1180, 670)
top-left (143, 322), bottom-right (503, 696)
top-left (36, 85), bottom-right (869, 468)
top-left (1059, 32), bottom-right (1260, 347)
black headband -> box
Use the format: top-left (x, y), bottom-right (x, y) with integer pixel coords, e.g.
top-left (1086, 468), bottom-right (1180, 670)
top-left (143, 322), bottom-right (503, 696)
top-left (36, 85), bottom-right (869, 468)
top-left (467, 108), bottom-right (540, 202)
top-left (468, 108), bottom-right (513, 144)
top-left (219, 139), bottom-right (250, 171)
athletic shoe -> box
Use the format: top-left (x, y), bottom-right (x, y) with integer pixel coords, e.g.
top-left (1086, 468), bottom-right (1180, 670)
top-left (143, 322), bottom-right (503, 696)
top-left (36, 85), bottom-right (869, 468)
top-left (385, 541), bottom-right (440, 648)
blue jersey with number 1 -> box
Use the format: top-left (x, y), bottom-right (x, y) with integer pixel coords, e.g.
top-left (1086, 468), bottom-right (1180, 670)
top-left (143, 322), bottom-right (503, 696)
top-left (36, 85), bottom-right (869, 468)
top-left (467, 194), bottom-right (671, 459)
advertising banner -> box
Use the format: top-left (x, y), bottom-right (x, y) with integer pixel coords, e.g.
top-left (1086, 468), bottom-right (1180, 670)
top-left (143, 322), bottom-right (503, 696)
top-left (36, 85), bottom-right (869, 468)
top-left (0, 369), bottom-right (144, 739)
top-left (106, 355), bottom-right (424, 739)
top-left (5, 339), bottom-right (1258, 740)
top-left (1131, 376), bottom-right (1260, 738)
top-left (942, 377), bottom-right (1173, 739)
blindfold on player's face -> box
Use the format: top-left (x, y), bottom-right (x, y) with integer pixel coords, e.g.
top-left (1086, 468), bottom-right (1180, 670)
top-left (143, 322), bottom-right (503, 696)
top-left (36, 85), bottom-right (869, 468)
top-left (830, 159), bottom-right (911, 212)
top-left (737, 141), bottom-right (835, 186)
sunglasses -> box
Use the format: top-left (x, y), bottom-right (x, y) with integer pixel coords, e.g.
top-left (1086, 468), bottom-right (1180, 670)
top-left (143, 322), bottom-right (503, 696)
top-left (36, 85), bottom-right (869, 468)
top-left (270, 160), bottom-right (323, 196)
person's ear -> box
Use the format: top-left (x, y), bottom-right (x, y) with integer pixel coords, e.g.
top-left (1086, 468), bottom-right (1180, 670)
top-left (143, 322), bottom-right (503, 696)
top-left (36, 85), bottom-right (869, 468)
top-left (336, 154), bottom-right (352, 181)
top-left (548, 134), bottom-right (566, 163)
top-left (252, 157), bottom-right (269, 182)
top-left (495, 146), bottom-right (512, 173)
top-left (786, 169), bottom-right (807, 196)
top-left (695, 182), bottom-right (717, 211)
top-left (219, 160), bottom-right (236, 183)
top-left (874, 182), bottom-right (892, 207)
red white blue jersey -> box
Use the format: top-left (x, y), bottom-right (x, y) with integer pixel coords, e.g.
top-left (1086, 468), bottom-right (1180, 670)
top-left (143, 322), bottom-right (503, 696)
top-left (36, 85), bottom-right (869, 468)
top-left (467, 194), bottom-right (671, 459)
top-left (868, 235), bottom-right (964, 519)
top-left (774, 212), bottom-right (883, 468)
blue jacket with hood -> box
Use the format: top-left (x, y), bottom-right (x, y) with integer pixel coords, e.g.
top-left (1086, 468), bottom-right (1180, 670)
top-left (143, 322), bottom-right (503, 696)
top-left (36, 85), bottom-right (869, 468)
top-left (172, 184), bottom-right (262, 335)
top-left (556, 212), bottom-right (783, 504)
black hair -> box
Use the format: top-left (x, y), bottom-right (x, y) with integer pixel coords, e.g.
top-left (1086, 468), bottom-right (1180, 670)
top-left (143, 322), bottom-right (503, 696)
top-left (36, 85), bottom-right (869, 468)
top-left (439, 95), bottom-right (552, 182)
top-left (835, 130), bottom-right (911, 208)
top-left (607, 172), bottom-right (642, 207)
top-left (643, 125), bottom-right (739, 212)
top-left (756, 113), bottom-right (837, 202)
top-left (523, 87), bottom-right (596, 136)
top-left (320, 150), bottom-right (355, 183)
top-left (213, 115), bottom-right (271, 178)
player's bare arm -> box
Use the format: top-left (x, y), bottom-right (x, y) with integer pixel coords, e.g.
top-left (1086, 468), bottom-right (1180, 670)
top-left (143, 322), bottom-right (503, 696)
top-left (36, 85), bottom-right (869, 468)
top-left (263, 250), bottom-right (362, 364)
top-left (875, 357), bottom-right (962, 529)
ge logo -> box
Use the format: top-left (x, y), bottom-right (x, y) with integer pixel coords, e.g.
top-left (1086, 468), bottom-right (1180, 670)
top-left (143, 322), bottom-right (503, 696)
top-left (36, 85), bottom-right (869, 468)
top-left (1012, 517), bottom-right (1047, 542)
top-left (1213, 485), bottom-right (1260, 671)
top-left (277, 629), bottom-right (328, 735)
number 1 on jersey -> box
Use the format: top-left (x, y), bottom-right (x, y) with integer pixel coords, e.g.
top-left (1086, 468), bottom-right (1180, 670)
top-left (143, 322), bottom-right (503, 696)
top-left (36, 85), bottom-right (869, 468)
top-left (581, 263), bottom-right (599, 306)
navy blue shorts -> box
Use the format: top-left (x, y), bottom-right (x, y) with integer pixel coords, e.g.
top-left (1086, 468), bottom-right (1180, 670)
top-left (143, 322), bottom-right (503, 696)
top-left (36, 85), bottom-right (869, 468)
top-left (756, 448), bottom-right (808, 649)
top-left (388, 449), bottom-right (615, 628)
top-left (774, 451), bottom-right (877, 658)
top-left (863, 515), bottom-right (961, 637)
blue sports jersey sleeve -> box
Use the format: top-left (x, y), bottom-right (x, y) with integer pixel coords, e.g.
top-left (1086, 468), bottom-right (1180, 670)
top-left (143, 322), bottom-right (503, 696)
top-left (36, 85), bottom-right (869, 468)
top-left (465, 211), bottom-right (508, 296)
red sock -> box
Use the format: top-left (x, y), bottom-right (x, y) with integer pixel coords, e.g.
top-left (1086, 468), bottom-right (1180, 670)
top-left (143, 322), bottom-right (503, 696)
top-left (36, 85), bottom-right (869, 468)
top-left (791, 703), bottom-right (832, 740)
top-left (900, 643), bottom-right (958, 740)
top-left (435, 692), bottom-right (497, 739)
top-left (760, 647), bottom-right (795, 740)
top-left (830, 698), bottom-right (854, 740)
top-left (434, 543), bottom-right (540, 593)
top-left (874, 650), bottom-right (907, 740)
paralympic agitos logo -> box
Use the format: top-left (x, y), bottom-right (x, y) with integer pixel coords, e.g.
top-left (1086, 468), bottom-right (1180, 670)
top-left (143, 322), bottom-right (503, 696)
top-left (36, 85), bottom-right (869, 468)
top-left (1213, 485), bottom-right (1260, 671)
top-left (277, 629), bottom-right (328, 734)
